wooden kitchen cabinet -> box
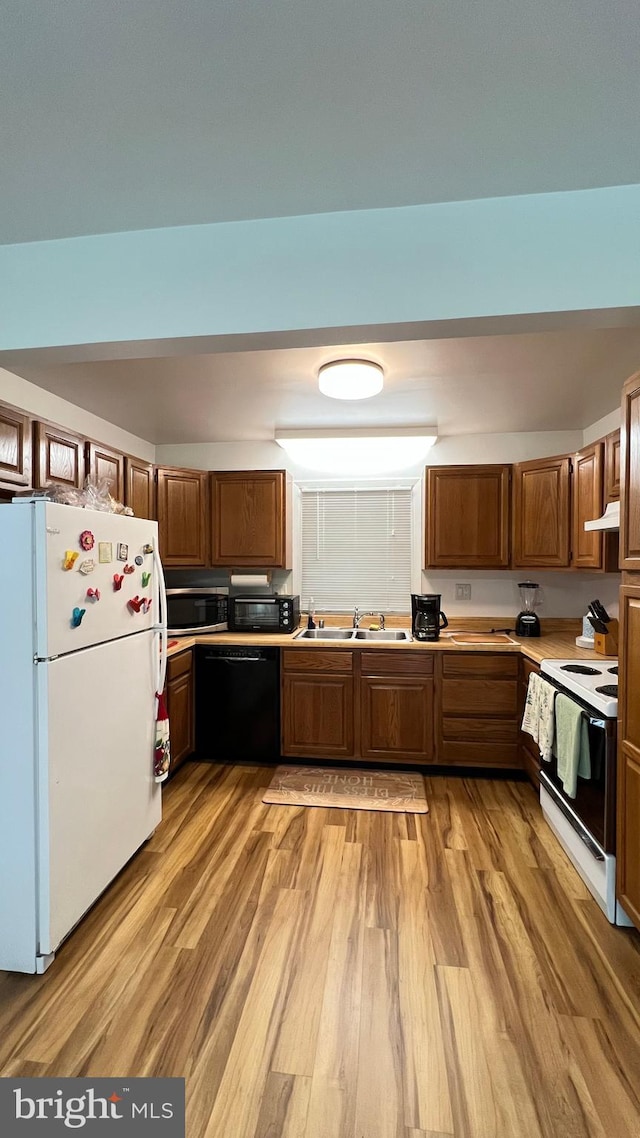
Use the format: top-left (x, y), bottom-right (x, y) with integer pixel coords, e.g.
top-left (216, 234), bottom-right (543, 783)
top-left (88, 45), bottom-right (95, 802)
top-left (437, 653), bottom-right (521, 767)
top-left (425, 464), bottom-right (511, 569)
top-left (519, 657), bottom-right (542, 788)
top-left (571, 441), bottom-right (604, 570)
top-left (33, 421), bottom-right (86, 490)
top-left (620, 371), bottom-right (640, 571)
top-left (360, 651), bottom-right (434, 763)
top-left (156, 466), bottom-right (208, 567)
top-left (85, 440), bottom-right (124, 501)
top-left (0, 401), bottom-right (32, 488)
top-left (210, 470), bottom-right (291, 568)
top-left (124, 456), bottom-right (155, 519)
top-left (616, 580), bottom-right (640, 929)
top-left (166, 649), bottom-right (195, 776)
top-left (282, 649), bottom-right (355, 758)
top-left (512, 455), bottom-right (571, 568)
top-left (605, 429), bottom-right (621, 502)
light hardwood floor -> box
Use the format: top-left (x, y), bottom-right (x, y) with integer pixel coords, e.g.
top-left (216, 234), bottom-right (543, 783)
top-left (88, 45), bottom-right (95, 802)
top-left (1, 762), bottom-right (640, 1137)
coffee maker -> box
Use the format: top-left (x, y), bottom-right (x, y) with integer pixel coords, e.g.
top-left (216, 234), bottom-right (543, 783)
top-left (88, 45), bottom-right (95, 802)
top-left (411, 594), bottom-right (449, 641)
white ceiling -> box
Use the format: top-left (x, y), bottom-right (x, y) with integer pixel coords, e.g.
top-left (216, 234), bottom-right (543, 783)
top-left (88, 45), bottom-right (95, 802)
top-left (2, 0), bottom-right (640, 244)
top-left (13, 326), bottom-right (640, 444)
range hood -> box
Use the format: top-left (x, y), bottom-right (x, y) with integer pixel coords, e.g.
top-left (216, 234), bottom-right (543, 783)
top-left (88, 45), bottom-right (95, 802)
top-left (584, 500), bottom-right (620, 531)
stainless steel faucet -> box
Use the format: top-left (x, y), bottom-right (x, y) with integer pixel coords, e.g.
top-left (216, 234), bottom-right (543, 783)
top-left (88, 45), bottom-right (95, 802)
top-left (353, 608), bottom-right (385, 629)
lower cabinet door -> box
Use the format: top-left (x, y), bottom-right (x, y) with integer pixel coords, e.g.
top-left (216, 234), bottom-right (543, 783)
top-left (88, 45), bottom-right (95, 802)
top-left (282, 674), bottom-right (354, 758)
top-left (166, 652), bottom-right (194, 775)
top-left (617, 746), bottom-right (640, 929)
top-left (360, 675), bottom-right (434, 764)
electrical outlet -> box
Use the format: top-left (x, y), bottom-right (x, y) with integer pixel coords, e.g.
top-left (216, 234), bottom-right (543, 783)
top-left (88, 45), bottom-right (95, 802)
top-left (455, 583), bottom-right (472, 601)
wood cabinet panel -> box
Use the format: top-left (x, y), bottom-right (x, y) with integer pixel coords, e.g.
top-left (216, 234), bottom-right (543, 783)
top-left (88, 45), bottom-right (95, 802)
top-left (442, 678), bottom-right (518, 717)
top-left (617, 746), bottom-right (640, 929)
top-left (442, 654), bottom-right (519, 679)
top-left (425, 465), bottom-right (510, 568)
top-left (620, 371), bottom-right (640, 570)
top-left (282, 649), bottom-right (353, 674)
top-left (211, 470), bottom-right (290, 567)
top-left (282, 674), bottom-right (354, 758)
top-left (437, 652), bottom-right (522, 770)
top-left (360, 650), bottom-right (433, 676)
top-left (85, 441), bottom-right (124, 501)
top-left (616, 582), bottom-right (640, 928)
top-left (360, 675), bottom-right (433, 762)
top-left (166, 650), bottom-right (194, 776)
top-left (0, 403), bottom-right (31, 487)
top-left (124, 457), bottom-right (155, 520)
top-left (512, 455), bottom-right (571, 567)
top-left (156, 467), bottom-right (208, 567)
top-left (571, 442), bottom-right (604, 570)
top-left (438, 739), bottom-right (520, 766)
top-left (605, 429), bottom-right (621, 502)
top-left (34, 421), bottom-right (85, 490)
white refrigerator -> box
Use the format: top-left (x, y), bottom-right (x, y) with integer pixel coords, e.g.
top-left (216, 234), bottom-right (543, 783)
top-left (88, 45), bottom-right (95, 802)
top-left (0, 500), bottom-right (168, 973)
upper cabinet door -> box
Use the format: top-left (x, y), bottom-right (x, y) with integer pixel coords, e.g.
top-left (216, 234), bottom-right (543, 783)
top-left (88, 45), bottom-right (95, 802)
top-left (620, 372), bottom-right (640, 571)
top-left (85, 441), bottom-right (124, 501)
top-left (33, 421), bottom-right (86, 490)
top-left (605, 429), bottom-right (621, 502)
top-left (156, 467), bottom-right (208, 567)
top-left (0, 402), bottom-right (32, 487)
top-left (425, 465), bottom-right (511, 568)
top-left (512, 455), bottom-right (571, 568)
top-left (210, 470), bottom-right (290, 567)
top-left (571, 442), bottom-right (604, 570)
top-left (124, 457), bottom-right (155, 520)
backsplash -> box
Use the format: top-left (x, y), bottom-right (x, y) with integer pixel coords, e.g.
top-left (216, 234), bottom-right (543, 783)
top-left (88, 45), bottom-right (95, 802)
top-left (420, 569), bottom-right (620, 620)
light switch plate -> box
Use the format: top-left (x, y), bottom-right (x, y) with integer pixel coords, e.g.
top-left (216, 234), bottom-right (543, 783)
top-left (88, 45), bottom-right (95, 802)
top-left (455, 583), bottom-right (472, 600)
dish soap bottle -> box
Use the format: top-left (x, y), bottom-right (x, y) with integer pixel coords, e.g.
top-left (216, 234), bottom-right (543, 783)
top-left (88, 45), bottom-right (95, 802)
top-left (307, 596), bottom-right (316, 630)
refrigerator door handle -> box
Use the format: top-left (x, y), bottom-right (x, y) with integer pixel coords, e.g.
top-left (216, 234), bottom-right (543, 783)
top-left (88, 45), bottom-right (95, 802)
top-left (154, 548), bottom-right (168, 695)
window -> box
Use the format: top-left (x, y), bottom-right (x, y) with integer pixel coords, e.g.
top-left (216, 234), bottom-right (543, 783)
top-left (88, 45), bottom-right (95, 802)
top-left (300, 487), bottom-right (412, 613)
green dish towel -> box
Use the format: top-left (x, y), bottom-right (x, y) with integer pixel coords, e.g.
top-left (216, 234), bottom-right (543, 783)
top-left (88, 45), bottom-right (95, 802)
top-left (554, 693), bottom-right (591, 799)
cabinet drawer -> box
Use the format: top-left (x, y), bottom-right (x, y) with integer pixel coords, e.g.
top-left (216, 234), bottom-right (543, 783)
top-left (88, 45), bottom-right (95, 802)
top-left (438, 739), bottom-right (521, 767)
top-left (442, 678), bottom-right (518, 716)
top-left (360, 649), bottom-right (434, 676)
top-left (168, 649), bottom-right (193, 681)
top-left (442, 653), bottom-right (519, 679)
top-left (442, 717), bottom-right (518, 743)
top-left (282, 648), bottom-right (353, 674)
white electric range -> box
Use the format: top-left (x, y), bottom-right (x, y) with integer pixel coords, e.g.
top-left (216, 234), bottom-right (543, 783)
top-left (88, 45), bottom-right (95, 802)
top-left (536, 656), bottom-right (631, 925)
top-left (540, 658), bottom-right (618, 717)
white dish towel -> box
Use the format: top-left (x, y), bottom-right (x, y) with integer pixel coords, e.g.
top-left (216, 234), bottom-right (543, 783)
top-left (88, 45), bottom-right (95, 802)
top-left (521, 672), bottom-right (556, 762)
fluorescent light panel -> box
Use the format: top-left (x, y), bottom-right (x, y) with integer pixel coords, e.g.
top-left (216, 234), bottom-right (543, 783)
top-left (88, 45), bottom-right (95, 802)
top-left (275, 427), bottom-right (438, 474)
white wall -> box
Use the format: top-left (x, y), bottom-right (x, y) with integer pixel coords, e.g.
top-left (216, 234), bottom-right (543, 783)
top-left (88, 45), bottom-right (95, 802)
top-left (2, 183), bottom-right (640, 353)
top-left (0, 367), bottom-right (155, 462)
top-left (157, 426), bottom-right (621, 618)
top-left (583, 407), bottom-right (620, 446)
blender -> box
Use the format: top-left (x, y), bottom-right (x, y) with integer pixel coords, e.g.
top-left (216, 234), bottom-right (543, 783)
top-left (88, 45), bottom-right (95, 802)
top-left (515, 582), bottom-right (541, 637)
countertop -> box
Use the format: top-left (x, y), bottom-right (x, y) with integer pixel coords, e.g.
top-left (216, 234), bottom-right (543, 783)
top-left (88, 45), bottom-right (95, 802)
top-left (165, 628), bottom-right (615, 665)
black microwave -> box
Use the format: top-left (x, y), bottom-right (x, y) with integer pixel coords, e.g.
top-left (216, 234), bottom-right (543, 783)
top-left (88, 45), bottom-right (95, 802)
top-left (229, 595), bottom-right (300, 633)
top-left (166, 588), bottom-right (228, 635)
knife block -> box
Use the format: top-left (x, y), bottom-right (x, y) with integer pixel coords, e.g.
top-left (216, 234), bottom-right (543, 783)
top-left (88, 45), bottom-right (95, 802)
top-left (594, 619), bottom-right (618, 657)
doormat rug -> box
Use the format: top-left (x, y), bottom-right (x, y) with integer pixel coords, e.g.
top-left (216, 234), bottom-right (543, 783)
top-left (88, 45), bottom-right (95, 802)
top-left (263, 765), bottom-right (428, 813)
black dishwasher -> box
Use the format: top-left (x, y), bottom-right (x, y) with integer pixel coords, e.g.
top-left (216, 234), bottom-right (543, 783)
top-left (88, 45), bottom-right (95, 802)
top-left (195, 645), bottom-right (280, 762)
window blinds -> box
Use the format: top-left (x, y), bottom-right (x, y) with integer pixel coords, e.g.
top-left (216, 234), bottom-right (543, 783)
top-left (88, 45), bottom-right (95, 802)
top-left (300, 487), bottom-right (412, 613)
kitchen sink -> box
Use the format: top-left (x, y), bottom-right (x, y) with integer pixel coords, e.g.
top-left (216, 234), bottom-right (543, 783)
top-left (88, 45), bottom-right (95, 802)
top-left (353, 629), bottom-right (412, 641)
top-left (294, 627), bottom-right (413, 641)
top-left (294, 628), bottom-right (355, 640)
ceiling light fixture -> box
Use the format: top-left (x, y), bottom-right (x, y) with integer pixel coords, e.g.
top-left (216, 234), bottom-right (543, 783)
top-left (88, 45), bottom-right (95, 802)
top-left (318, 359), bottom-right (384, 400)
top-left (275, 427), bottom-right (438, 475)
